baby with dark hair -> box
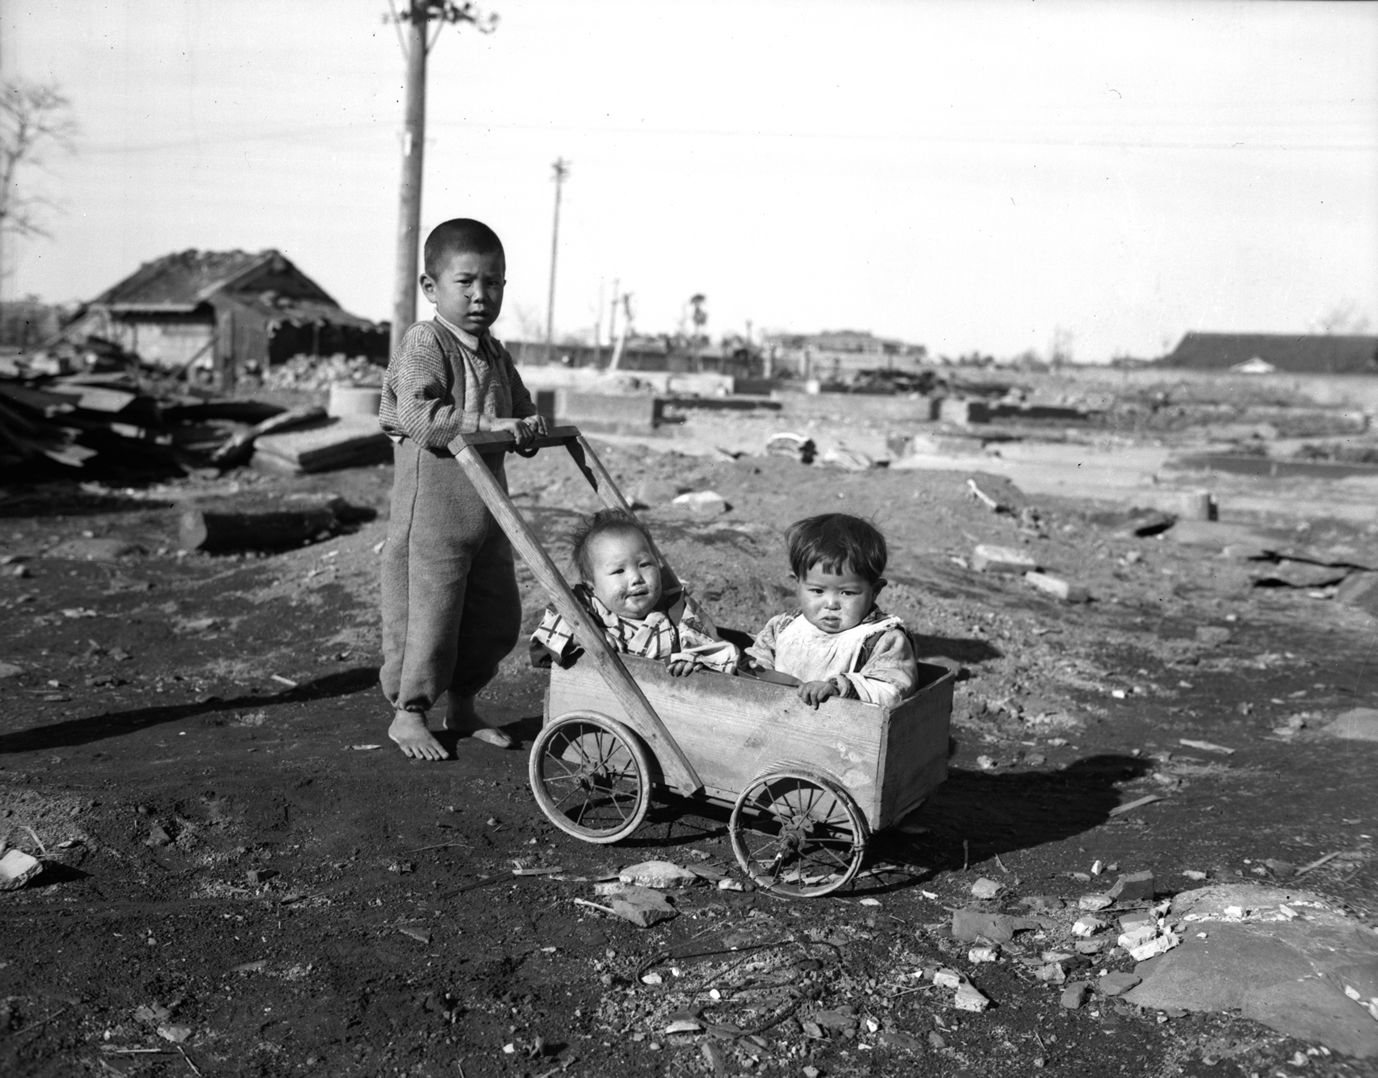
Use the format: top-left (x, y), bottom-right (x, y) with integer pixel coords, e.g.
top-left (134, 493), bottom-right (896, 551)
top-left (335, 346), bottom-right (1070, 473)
top-left (745, 513), bottom-right (918, 708)
top-left (529, 509), bottom-right (739, 675)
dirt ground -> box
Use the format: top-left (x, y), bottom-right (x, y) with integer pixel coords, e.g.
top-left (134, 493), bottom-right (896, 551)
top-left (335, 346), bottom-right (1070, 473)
top-left (1, 390), bottom-right (1376, 1078)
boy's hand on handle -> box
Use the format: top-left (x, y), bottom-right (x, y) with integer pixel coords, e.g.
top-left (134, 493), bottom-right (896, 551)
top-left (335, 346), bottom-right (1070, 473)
top-left (798, 679), bottom-right (840, 709)
top-left (487, 416), bottom-right (546, 448)
top-left (668, 659), bottom-right (700, 678)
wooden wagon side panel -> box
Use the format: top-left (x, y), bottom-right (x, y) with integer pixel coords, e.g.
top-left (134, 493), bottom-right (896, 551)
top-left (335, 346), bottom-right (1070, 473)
top-left (546, 657), bottom-right (896, 820)
top-left (875, 661), bottom-right (954, 829)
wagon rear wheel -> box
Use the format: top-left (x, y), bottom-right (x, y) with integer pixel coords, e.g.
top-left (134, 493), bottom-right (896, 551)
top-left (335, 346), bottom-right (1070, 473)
top-left (729, 771), bottom-right (868, 897)
top-left (529, 711), bottom-right (653, 844)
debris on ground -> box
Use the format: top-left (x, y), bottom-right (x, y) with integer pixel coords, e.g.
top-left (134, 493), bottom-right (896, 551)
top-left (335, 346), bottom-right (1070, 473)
top-left (971, 544), bottom-right (1038, 574)
top-left (1320, 708), bottom-right (1378, 742)
top-left (251, 416), bottom-right (391, 475)
top-left (1025, 570), bottom-right (1090, 603)
top-left (576, 886), bottom-right (678, 928)
top-left (0, 848), bottom-right (43, 889)
top-left (671, 490), bottom-right (730, 516)
top-left (616, 861), bottom-right (702, 889)
top-left (1123, 884), bottom-right (1378, 1059)
top-left (764, 431), bottom-right (816, 464)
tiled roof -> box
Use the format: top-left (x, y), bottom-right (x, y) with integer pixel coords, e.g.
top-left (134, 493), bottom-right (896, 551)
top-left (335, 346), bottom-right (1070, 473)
top-left (92, 249), bottom-right (279, 309)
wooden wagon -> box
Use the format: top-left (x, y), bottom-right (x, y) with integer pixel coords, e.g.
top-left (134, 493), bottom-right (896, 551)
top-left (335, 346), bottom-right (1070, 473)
top-left (453, 427), bottom-right (954, 897)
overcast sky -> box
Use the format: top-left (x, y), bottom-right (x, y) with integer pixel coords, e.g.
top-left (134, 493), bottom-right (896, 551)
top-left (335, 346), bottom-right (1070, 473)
top-left (3, 0), bottom-right (1376, 361)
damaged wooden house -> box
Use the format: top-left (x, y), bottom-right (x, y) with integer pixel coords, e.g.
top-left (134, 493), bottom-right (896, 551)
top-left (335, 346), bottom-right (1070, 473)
top-left (60, 248), bottom-right (388, 388)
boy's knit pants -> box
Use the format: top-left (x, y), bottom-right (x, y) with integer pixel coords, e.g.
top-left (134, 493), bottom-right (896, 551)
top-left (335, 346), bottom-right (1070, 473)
top-left (379, 441), bottom-right (521, 714)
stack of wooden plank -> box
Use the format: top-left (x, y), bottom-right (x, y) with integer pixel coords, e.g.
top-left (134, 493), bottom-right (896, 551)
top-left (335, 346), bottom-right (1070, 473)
top-left (251, 415), bottom-right (391, 476)
top-left (0, 370), bottom-right (392, 477)
top-left (0, 374), bottom-right (166, 470)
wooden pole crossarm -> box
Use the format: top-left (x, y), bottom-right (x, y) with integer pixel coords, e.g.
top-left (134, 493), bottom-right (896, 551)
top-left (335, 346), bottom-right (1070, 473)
top-left (450, 432), bottom-right (704, 794)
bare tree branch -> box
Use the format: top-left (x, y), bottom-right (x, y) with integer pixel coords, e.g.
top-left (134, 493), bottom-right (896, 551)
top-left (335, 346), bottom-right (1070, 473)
top-left (1, 80), bottom-right (77, 242)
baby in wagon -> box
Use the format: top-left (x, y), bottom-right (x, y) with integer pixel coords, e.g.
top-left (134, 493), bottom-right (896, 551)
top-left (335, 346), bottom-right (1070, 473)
top-left (530, 509), bottom-right (739, 675)
top-left (744, 513), bottom-right (918, 709)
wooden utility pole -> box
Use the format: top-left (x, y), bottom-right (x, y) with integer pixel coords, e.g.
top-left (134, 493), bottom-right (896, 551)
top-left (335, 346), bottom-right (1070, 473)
top-left (544, 157), bottom-right (569, 363)
top-left (387, 1), bottom-right (497, 358)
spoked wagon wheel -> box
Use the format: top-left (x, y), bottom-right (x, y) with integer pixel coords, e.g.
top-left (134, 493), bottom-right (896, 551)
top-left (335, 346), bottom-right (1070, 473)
top-left (729, 770), bottom-right (869, 897)
top-left (529, 711), bottom-right (654, 844)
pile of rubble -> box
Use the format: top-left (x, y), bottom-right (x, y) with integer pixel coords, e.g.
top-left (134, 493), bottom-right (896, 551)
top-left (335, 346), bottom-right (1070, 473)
top-left (256, 353), bottom-right (384, 392)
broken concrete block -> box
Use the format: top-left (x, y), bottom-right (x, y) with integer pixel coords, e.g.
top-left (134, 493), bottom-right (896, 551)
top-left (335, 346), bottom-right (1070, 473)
top-left (1166, 520), bottom-right (1273, 558)
top-left (672, 490), bottom-right (729, 517)
top-left (1097, 971), bottom-right (1142, 997)
top-left (1078, 893), bottom-right (1114, 911)
top-left (1108, 870), bottom-right (1156, 902)
top-left (605, 885), bottom-right (678, 927)
top-left (970, 877), bottom-right (1003, 899)
top-left (631, 479), bottom-right (680, 509)
top-left (1251, 559), bottom-right (1351, 589)
top-left (932, 968), bottom-right (964, 989)
top-left (1124, 884), bottom-right (1378, 1058)
top-left (1073, 915), bottom-right (1107, 937)
top-left (972, 544), bottom-right (1037, 574)
top-left (1060, 981), bottom-right (1090, 1009)
top-left (1075, 938), bottom-right (1110, 955)
top-left (1320, 708), bottom-right (1378, 743)
top-left (952, 981), bottom-right (991, 1012)
top-left (618, 860), bottom-right (701, 889)
top-left (1129, 931), bottom-right (1180, 961)
top-left (1118, 910), bottom-right (1156, 932)
top-left (555, 390), bottom-right (659, 432)
top-left (0, 849), bottom-right (42, 890)
top-left (951, 909), bottom-right (1037, 943)
top-left (1118, 923), bottom-right (1159, 950)
top-left (1025, 571), bottom-right (1090, 603)
top-left (939, 398), bottom-right (990, 425)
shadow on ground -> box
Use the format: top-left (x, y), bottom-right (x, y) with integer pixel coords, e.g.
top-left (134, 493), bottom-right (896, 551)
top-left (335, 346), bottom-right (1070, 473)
top-left (860, 753), bottom-right (1152, 893)
top-left (0, 667), bottom-right (379, 754)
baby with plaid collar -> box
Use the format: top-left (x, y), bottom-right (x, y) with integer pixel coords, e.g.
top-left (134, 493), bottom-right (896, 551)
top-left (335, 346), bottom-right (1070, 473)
top-left (529, 509), bottom-right (738, 674)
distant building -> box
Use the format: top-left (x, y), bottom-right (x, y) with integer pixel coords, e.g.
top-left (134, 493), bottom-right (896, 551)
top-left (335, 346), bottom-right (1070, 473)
top-left (761, 329), bottom-right (927, 380)
top-left (1162, 332), bottom-right (1378, 375)
top-left (61, 248), bottom-right (388, 386)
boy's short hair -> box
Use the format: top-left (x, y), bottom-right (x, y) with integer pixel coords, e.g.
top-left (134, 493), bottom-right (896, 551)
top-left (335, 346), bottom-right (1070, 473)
top-left (786, 513), bottom-right (888, 583)
top-left (423, 218), bottom-right (504, 276)
top-left (570, 509), bottom-right (654, 582)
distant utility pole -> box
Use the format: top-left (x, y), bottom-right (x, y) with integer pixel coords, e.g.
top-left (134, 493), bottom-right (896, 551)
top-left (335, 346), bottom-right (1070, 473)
top-left (385, 0), bottom-right (497, 358)
top-left (544, 157), bottom-right (569, 363)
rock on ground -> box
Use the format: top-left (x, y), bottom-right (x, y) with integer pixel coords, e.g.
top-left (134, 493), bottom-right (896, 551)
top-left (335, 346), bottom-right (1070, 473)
top-left (1123, 884), bottom-right (1378, 1059)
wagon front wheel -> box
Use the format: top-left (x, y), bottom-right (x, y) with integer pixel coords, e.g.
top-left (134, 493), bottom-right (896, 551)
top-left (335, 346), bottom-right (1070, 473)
top-left (729, 771), bottom-right (868, 897)
top-left (529, 712), bottom-right (653, 844)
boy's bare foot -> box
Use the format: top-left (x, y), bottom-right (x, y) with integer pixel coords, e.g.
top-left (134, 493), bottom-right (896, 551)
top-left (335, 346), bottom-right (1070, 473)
top-left (388, 710), bottom-right (451, 761)
top-left (445, 695), bottom-right (515, 750)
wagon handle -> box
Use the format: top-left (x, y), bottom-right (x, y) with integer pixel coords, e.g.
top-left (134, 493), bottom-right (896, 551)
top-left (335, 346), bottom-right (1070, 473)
top-left (450, 426), bottom-right (703, 794)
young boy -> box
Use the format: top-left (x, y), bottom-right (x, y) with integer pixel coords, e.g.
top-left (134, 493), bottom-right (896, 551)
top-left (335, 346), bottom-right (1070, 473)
top-left (378, 218), bottom-right (548, 760)
top-left (745, 513), bottom-right (918, 709)
top-left (529, 509), bottom-right (738, 674)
